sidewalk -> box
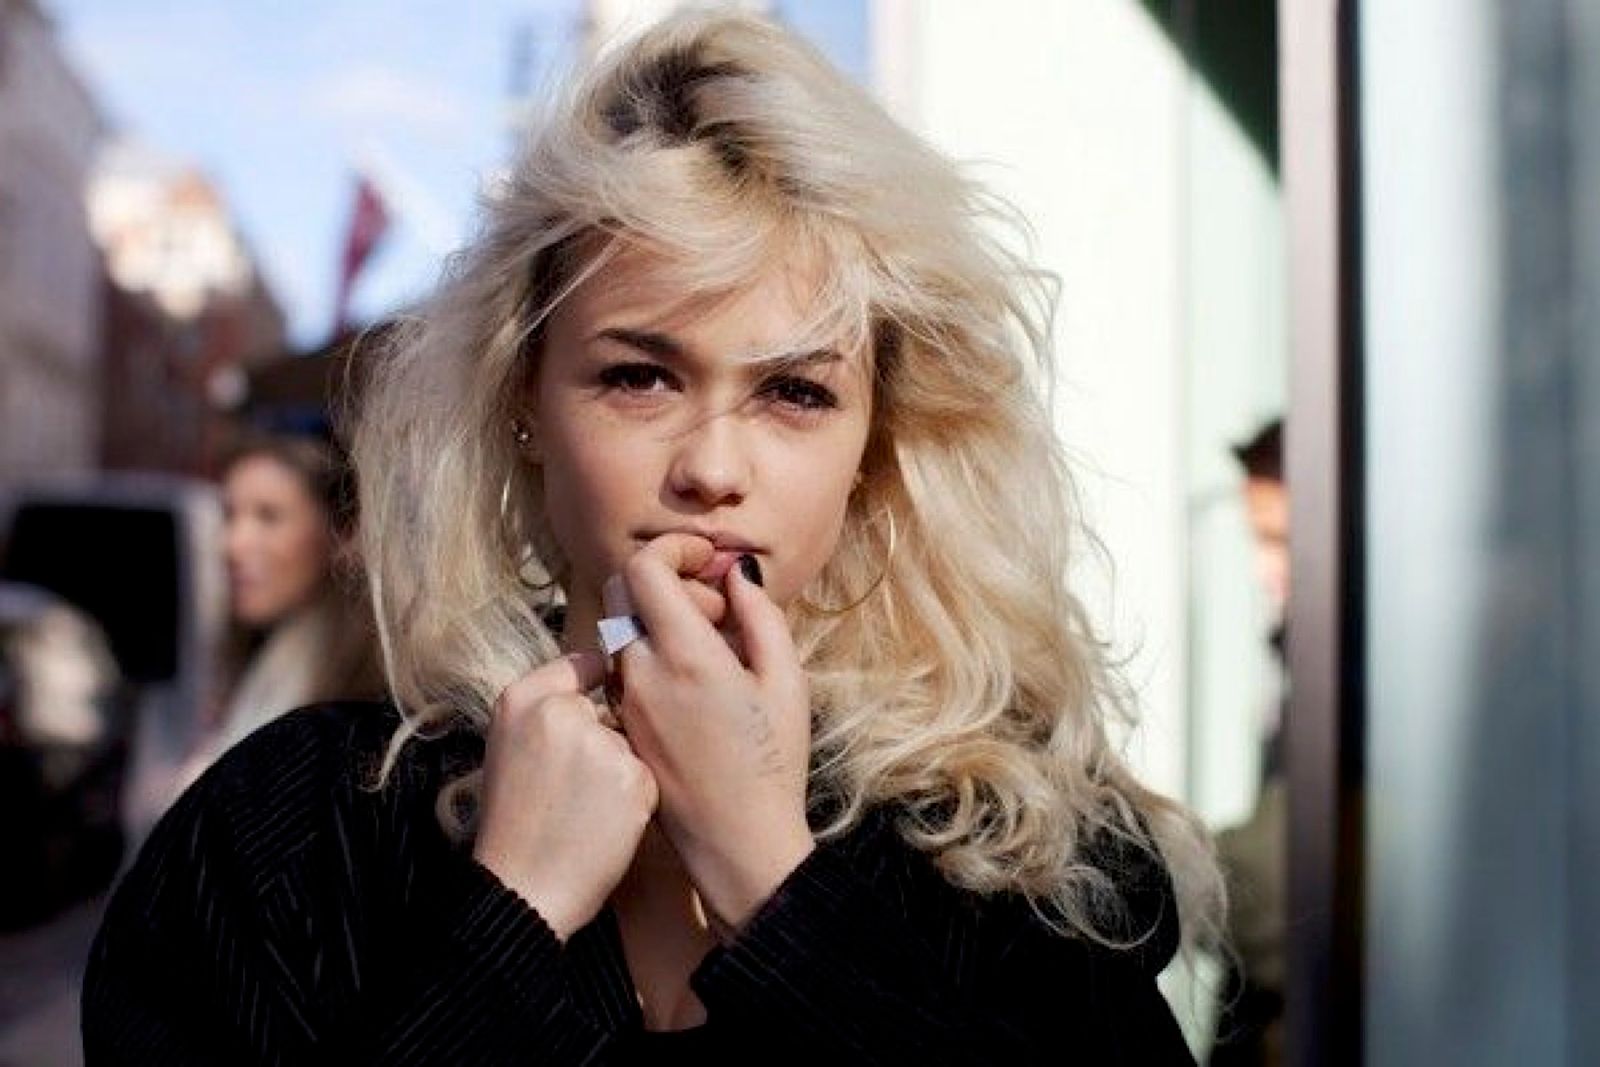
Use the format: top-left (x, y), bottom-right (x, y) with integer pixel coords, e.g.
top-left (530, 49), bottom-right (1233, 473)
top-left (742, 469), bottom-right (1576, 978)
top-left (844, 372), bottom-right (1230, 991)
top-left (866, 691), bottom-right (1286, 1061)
top-left (0, 895), bottom-right (104, 1067)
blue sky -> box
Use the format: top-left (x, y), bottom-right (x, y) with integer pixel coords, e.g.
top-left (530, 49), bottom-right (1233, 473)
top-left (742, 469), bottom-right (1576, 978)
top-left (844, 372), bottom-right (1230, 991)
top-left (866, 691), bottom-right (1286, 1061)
top-left (49, 1), bottom-right (868, 350)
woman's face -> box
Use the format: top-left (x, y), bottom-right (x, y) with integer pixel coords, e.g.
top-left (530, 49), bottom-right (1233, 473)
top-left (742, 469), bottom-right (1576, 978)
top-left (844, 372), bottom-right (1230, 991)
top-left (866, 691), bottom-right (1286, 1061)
top-left (531, 248), bottom-right (874, 625)
top-left (222, 455), bottom-right (334, 628)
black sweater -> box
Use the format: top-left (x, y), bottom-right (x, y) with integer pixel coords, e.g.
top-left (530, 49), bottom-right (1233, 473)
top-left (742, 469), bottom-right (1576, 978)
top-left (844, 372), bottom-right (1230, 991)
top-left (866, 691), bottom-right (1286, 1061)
top-left (82, 703), bottom-right (1194, 1065)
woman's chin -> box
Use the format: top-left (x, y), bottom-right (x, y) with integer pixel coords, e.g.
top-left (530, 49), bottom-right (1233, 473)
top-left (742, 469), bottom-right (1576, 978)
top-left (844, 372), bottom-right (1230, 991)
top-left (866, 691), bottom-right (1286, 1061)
top-left (231, 596), bottom-right (305, 630)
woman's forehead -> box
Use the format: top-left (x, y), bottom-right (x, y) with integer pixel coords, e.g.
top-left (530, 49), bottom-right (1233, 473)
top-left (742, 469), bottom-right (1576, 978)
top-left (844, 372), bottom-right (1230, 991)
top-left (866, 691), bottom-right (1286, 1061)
top-left (228, 453), bottom-right (303, 488)
top-left (564, 241), bottom-right (873, 367)
top-left (225, 458), bottom-right (319, 511)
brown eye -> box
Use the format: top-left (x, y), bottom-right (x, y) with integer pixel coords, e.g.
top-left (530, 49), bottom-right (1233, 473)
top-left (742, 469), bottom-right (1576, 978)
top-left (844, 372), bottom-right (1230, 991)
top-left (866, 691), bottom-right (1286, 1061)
top-left (599, 363), bottom-right (676, 393)
top-left (762, 376), bottom-right (838, 411)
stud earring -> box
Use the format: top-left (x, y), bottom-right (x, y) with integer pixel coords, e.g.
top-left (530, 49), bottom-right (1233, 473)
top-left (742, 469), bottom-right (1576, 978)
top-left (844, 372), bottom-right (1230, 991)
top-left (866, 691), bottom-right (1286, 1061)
top-left (511, 418), bottom-right (542, 462)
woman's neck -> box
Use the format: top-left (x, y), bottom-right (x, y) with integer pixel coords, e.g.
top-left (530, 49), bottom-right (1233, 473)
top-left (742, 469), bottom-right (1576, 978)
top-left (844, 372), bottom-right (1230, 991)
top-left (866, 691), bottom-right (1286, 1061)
top-left (611, 823), bottom-right (715, 1030)
top-left (558, 591), bottom-right (601, 658)
top-left (259, 593), bottom-right (332, 638)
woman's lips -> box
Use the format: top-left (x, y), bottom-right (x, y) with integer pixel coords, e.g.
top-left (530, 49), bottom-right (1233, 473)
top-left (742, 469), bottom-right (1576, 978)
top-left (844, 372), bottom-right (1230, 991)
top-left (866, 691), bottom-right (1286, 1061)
top-left (634, 531), bottom-right (761, 583)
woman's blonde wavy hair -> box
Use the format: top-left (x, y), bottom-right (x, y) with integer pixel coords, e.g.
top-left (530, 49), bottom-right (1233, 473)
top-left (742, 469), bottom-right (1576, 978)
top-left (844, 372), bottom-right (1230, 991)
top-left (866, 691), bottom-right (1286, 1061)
top-left (352, 9), bottom-right (1223, 952)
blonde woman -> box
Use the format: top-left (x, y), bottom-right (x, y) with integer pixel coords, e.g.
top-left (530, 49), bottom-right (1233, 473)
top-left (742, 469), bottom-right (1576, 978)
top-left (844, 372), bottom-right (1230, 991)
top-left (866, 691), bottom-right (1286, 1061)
top-left (84, 11), bottom-right (1222, 1064)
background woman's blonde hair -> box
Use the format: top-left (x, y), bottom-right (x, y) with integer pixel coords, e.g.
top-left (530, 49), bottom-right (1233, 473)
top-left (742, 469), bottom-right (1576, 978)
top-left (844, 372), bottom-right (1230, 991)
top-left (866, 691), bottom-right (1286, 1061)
top-left (353, 9), bottom-right (1222, 952)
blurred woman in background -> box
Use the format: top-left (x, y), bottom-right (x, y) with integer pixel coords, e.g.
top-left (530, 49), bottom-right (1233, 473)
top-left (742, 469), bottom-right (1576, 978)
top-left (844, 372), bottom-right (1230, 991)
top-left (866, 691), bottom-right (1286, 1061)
top-left (203, 435), bottom-right (382, 758)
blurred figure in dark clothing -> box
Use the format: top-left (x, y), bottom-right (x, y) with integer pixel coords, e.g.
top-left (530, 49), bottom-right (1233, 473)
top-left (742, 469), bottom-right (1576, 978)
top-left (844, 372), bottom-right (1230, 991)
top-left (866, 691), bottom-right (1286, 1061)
top-left (1236, 419), bottom-right (1288, 777)
top-left (1211, 418), bottom-right (1288, 1067)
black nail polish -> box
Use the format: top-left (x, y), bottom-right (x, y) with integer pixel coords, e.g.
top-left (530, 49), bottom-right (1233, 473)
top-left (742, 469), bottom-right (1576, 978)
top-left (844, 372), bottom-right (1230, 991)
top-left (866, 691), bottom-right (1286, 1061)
top-left (738, 553), bottom-right (764, 586)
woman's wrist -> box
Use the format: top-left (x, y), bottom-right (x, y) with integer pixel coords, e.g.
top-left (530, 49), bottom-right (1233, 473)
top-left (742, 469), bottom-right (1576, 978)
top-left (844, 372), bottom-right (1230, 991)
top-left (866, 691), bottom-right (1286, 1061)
top-left (686, 826), bottom-right (816, 936)
top-left (472, 845), bottom-right (585, 942)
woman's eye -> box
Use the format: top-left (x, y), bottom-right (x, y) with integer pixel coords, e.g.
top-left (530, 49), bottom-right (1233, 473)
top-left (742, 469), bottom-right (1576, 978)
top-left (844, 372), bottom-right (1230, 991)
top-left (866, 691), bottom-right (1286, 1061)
top-left (762, 376), bottom-right (839, 412)
top-left (598, 363), bottom-right (675, 393)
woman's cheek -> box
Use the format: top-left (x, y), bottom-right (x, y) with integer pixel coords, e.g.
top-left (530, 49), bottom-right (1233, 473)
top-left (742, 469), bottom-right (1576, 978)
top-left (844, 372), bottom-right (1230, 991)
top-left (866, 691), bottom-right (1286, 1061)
top-left (775, 511), bottom-right (850, 608)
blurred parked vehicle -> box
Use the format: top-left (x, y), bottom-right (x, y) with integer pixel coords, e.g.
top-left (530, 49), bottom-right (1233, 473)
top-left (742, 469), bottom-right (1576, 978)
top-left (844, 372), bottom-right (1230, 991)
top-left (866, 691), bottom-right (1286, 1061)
top-left (0, 475), bottom-right (227, 859)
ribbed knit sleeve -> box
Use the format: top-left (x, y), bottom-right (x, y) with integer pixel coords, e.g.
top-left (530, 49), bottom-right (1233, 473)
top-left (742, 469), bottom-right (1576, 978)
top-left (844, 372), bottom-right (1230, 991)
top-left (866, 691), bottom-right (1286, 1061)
top-left (346, 860), bottom-right (607, 1065)
top-left (82, 707), bottom-right (608, 1066)
top-left (80, 783), bottom-right (242, 1066)
top-left (690, 819), bottom-right (1194, 1065)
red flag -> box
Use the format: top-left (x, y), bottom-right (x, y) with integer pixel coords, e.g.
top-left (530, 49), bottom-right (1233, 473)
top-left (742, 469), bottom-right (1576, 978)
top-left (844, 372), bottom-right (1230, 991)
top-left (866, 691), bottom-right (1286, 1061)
top-left (332, 175), bottom-right (390, 338)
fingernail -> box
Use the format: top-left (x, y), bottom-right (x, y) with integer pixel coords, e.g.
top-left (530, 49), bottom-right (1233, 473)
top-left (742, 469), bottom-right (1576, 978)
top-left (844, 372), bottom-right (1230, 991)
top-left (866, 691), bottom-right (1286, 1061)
top-left (738, 553), bottom-right (764, 586)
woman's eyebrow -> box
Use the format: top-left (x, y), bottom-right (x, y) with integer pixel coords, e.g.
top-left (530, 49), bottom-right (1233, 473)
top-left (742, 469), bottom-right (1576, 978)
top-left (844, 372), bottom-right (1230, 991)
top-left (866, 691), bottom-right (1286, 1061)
top-left (590, 326), bottom-right (686, 360)
top-left (749, 347), bottom-right (845, 374)
top-left (591, 327), bottom-right (845, 372)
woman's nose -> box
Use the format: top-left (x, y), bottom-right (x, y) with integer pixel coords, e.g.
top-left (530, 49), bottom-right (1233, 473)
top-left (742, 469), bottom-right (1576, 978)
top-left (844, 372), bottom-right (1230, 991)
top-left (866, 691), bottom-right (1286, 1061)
top-left (667, 412), bottom-right (751, 507)
top-left (223, 520), bottom-right (245, 562)
top-left (224, 517), bottom-right (256, 566)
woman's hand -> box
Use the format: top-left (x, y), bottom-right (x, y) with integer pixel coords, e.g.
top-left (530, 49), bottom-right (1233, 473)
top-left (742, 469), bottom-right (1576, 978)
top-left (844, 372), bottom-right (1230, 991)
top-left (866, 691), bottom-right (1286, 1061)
top-left (608, 533), bottom-right (816, 933)
top-left (472, 652), bottom-right (658, 941)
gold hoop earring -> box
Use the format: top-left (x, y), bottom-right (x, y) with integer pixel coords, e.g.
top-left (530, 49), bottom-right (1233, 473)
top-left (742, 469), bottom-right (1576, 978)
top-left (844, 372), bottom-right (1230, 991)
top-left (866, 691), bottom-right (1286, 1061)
top-left (499, 469), bottom-right (558, 593)
top-left (798, 509), bottom-right (898, 616)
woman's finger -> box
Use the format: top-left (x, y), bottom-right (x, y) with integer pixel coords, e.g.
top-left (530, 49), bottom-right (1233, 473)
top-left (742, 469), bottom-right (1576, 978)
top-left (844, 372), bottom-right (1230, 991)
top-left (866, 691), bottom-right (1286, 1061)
top-left (621, 534), bottom-right (727, 658)
top-left (496, 650), bottom-right (608, 712)
top-left (679, 580), bottom-right (728, 625)
top-left (593, 697), bottom-right (623, 732)
top-left (604, 567), bottom-right (725, 629)
top-left (725, 555), bottom-right (799, 681)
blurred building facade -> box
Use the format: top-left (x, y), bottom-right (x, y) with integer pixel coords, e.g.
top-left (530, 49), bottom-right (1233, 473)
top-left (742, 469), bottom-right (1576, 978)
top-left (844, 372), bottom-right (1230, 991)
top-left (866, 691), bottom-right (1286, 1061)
top-left (0, 0), bottom-right (104, 486)
top-left (0, 4), bottom-right (283, 489)
top-left (88, 139), bottom-right (285, 477)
